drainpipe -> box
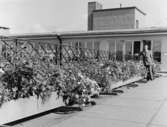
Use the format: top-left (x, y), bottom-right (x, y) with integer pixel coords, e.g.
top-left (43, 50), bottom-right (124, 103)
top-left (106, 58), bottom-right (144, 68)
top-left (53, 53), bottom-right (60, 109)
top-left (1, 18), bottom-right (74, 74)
top-left (56, 34), bottom-right (62, 66)
top-left (14, 38), bottom-right (18, 68)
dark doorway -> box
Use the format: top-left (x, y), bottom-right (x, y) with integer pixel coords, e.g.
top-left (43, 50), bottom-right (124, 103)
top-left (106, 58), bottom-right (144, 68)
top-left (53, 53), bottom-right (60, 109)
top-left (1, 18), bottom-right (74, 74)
top-left (133, 41), bottom-right (141, 55)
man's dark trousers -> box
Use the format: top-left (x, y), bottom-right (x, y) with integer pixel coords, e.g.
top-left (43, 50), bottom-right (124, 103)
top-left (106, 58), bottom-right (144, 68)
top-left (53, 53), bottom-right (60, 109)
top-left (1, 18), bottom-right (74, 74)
top-left (145, 65), bottom-right (153, 81)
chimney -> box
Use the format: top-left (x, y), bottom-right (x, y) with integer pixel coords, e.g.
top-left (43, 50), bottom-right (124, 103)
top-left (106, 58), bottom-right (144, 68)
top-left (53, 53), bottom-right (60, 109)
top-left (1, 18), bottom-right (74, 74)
top-left (120, 4), bottom-right (122, 8)
top-left (88, 2), bottom-right (103, 30)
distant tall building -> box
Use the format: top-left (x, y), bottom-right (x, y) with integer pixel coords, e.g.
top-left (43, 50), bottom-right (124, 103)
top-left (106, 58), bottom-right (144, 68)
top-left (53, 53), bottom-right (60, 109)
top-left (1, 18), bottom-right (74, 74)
top-left (88, 2), bottom-right (146, 30)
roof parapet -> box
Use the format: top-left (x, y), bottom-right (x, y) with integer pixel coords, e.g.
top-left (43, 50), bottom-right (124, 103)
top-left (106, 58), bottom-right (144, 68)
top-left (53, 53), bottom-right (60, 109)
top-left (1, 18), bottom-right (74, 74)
top-left (93, 6), bottom-right (146, 15)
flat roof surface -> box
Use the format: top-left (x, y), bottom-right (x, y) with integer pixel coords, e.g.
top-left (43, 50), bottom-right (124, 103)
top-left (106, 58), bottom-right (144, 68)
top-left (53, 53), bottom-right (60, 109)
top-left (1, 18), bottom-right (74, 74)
top-left (93, 6), bottom-right (146, 15)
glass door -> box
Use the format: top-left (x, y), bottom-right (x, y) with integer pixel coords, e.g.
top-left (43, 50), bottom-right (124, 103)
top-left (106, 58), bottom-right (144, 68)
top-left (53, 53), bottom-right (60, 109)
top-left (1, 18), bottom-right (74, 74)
top-left (133, 41), bottom-right (141, 60)
top-left (133, 41), bottom-right (141, 55)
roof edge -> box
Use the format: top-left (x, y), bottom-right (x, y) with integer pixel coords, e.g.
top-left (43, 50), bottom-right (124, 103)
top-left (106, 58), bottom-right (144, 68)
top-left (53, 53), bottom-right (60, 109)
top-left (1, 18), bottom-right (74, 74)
top-left (93, 6), bottom-right (146, 15)
top-left (6, 27), bottom-right (167, 39)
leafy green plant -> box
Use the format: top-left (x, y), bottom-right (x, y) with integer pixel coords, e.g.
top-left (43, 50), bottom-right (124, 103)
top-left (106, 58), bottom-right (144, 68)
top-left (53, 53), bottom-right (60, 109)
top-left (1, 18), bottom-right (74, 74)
top-left (58, 64), bottom-right (100, 106)
top-left (0, 66), bottom-right (36, 100)
top-left (0, 54), bottom-right (150, 107)
top-left (71, 60), bottom-right (147, 93)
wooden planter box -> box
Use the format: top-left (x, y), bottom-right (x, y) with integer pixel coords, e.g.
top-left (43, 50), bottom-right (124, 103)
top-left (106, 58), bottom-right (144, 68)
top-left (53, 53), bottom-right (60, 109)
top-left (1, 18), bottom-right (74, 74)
top-left (0, 92), bottom-right (64, 125)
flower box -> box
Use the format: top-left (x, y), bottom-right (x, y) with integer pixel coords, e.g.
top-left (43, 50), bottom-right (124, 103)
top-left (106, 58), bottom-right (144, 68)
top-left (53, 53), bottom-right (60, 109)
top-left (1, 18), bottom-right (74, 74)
top-left (0, 92), bottom-right (64, 125)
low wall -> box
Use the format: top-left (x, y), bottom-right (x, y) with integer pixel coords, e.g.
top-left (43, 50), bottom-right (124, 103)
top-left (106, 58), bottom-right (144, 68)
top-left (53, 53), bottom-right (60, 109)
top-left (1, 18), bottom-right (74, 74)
top-left (0, 92), bottom-right (64, 125)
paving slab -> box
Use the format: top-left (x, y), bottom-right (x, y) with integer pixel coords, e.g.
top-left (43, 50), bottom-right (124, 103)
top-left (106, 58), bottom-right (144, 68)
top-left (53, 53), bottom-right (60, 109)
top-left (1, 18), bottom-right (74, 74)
top-left (101, 97), bottom-right (161, 111)
top-left (148, 124), bottom-right (167, 127)
top-left (50, 115), bottom-right (145, 127)
top-left (151, 102), bottom-right (167, 126)
top-left (118, 77), bottom-right (167, 101)
top-left (79, 105), bottom-right (155, 124)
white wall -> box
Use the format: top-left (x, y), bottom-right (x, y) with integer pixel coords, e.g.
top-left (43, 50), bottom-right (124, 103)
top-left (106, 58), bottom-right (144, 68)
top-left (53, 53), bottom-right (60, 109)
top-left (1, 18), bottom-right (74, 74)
top-left (135, 10), bottom-right (145, 28)
top-left (160, 36), bottom-right (167, 71)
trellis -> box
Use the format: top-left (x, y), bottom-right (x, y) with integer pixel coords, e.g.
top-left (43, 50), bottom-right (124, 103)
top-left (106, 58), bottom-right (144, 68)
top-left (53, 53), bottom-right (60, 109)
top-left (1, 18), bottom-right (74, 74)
top-left (0, 36), bottom-right (137, 83)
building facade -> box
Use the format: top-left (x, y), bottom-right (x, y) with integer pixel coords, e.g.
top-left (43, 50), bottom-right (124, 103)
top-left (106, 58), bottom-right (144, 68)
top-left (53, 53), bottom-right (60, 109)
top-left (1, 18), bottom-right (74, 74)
top-left (3, 28), bottom-right (167, 71)
top-left (88, 2), bottom-right (146, 30)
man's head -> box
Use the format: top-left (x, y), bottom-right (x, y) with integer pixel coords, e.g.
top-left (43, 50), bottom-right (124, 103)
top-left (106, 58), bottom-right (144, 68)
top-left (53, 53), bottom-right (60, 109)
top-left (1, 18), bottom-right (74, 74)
top-left (144, 45), bottom-right (148, 51)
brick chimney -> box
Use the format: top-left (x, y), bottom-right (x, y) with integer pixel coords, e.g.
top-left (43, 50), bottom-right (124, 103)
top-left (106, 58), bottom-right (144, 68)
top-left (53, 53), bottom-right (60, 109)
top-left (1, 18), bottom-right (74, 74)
top-left (88, 2), bottom-right (103, 30)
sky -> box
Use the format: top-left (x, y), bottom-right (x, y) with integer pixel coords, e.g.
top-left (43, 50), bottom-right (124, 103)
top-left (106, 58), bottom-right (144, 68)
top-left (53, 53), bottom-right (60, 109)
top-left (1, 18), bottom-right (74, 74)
top-left (0, 0), bottom-right (167, 34)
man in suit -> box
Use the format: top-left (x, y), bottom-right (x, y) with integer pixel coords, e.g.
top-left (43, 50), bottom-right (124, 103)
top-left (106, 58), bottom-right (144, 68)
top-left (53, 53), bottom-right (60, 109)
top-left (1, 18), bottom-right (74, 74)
top-left (141, 45), bottom-right (154, 81)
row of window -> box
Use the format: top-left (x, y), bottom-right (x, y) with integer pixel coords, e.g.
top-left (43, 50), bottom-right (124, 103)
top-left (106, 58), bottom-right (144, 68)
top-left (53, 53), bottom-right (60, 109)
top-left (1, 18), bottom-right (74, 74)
top-left (0, 39), bottom-right (161, 63)
top-left (72, 39), bottom-right (161, 62)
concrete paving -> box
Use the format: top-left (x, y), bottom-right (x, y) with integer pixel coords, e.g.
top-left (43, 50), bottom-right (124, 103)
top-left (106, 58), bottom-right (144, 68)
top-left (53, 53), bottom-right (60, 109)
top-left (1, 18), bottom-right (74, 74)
top-left (14, 75), bottom-right (167, 127)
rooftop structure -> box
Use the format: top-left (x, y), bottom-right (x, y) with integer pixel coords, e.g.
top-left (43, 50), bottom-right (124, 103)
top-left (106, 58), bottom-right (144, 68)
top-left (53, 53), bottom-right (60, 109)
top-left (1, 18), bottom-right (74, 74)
top-left (88, 2), bottom-right (146, 31)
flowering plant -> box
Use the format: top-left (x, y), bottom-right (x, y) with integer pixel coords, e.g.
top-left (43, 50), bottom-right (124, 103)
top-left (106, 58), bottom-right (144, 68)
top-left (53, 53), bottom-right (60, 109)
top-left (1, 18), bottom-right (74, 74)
top-left (0, 65), bottom-right (37, 106)
top-left (57, 64), bottom-right (100, 106)
top-left (0, 51), bottom-right (152, 107)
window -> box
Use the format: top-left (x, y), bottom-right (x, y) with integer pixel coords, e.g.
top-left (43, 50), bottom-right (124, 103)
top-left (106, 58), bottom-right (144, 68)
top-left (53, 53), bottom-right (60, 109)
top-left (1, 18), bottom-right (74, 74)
top-left (133, 41), bottom-right (141, 60)
top-left (109, 40), bottom-right (116, 60)
top-left (116, 40), bottom-right (123, 61)
top-left (153, 40), bottom-right (161, 63)
top-left (136, 20), bottom-right (139, 29)
top-left (109, 40), bottom-right (115, 54)
top-left (87, 41), bottom-right (93, 49)
top-left (94, 41), bottom-right (100, 50)
top-left (72, 41), bottom-right (76, 48)
top-left (125, 41), bottom-right (132, 60)
top-left (94, 41), bottom-right (100, 59)
top-left (134, 41), bottom-right (141, 55)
